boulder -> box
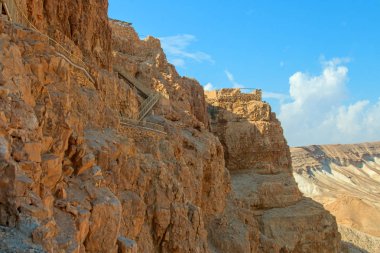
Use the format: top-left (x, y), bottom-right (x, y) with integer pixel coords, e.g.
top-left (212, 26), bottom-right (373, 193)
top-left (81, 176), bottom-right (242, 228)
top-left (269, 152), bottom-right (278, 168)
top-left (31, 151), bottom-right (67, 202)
top-left (117, 237), bottom-right (137, 253)
top-left (84, 188), bottom-right (122, 253)
top-left (41, 154), bottom-right (62, 189)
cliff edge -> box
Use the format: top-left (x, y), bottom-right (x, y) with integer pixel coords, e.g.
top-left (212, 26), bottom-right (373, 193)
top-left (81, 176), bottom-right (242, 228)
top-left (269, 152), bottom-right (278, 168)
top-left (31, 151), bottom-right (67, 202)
top-left (206, 89), bottom-right (341, 252)
top-left (0, 1), bottom-right (342, 252)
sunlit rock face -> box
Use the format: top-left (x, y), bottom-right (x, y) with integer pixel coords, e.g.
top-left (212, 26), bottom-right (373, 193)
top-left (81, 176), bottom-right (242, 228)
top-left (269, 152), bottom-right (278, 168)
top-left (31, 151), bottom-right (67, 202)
top-left (292, 142), bottom-right (380, 253)
top-left (0, 0), bottom-right (343, 251)
top-left (10, 0), bottom-right (113, 68)
top-left (0, 12), bottom-right (229, 253)
top-left (206, 89), bottom-right (291, 174)
top-left (205, 89), bottom-right (341, 253)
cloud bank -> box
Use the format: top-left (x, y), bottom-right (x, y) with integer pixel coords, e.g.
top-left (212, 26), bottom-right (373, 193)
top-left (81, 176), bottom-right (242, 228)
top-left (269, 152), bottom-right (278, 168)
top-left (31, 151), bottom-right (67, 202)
top-left (225, 70), bottom-right (244, 88)
top-left (159, 34), bottom-right (213, 67)
top-left (278, 58), bottom-right (380, 146)
top-left (263, 91), bottom-right (289, 102)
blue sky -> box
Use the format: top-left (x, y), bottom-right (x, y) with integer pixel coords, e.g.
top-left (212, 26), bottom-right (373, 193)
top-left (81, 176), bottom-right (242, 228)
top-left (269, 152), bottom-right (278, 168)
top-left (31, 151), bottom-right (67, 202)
top-left (109, 0), bottom-right (380, 146)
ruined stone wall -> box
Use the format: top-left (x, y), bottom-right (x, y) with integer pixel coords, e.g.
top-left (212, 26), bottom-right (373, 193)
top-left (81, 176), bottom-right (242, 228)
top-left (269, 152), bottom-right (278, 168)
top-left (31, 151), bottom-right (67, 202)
top-left (205, 89), bottom-right (290, 173)
top-left (206, 88), bottom-right (262, 103)
top-left (0, 3), bottom-right (342, 252)
top-left (205, 88), bottom-right (341, 253)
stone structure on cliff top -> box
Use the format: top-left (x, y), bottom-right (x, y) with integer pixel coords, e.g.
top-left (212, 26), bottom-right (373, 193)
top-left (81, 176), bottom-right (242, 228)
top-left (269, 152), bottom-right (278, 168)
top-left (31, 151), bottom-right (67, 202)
top-left (206, 88), bottom-right (291, 173)
top-left (0, 1), bottom-right (342, 252)
top-left (205, 88), bottom-right (341, 252)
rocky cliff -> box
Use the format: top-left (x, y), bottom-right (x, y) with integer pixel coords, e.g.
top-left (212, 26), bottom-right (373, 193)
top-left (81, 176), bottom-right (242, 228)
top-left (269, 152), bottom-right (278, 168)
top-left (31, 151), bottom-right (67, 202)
top-left (206, 89), bottom-right (341, 252)
top-left (0, 1), bottom-right (342, 252)
top-left (0, 9), bottom-right (229, 252)
top-left (292, 142), bottom-right (380, 253)
top-left (205, 89), bottom-right (291, 173)
top-left (11, 0), bottom-right (112, 68)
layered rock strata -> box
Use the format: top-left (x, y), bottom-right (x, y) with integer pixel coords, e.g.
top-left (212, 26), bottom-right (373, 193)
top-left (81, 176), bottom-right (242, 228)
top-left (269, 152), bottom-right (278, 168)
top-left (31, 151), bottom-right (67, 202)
top-left (292, 142), bottom-right (380, 253)
top-left (206, 89), bottom-right (341, 252)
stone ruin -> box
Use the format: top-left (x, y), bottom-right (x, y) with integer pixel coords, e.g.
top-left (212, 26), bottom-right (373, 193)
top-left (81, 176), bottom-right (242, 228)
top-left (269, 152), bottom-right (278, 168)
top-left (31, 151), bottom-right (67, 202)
top-left (205, 88), bottom-right (262, 103)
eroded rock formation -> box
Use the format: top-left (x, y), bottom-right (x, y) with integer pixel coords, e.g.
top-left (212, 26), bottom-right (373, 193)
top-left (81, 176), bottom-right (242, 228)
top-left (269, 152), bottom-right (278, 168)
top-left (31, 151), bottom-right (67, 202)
top-left (0, 12), bottom-right (229, 253)
top-left (11, 0), bottom-right (112, 68)
top-left (292, 142), bottom-right (380, 253)
top-left (206, 89), bottom-right (290, 173)
top-left (206, 89), bottom-right (341, 252)
top-left (0, 1), bottom-right (342, 252)
top-left (110, 19), bottom-right (209, 128)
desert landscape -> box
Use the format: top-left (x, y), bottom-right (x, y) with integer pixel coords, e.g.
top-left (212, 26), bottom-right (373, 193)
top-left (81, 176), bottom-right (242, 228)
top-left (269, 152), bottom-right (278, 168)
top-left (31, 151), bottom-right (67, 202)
top-left (0, 0), bottom-right (378, 253)
top-left (292, 142), bottom-right (380, 253)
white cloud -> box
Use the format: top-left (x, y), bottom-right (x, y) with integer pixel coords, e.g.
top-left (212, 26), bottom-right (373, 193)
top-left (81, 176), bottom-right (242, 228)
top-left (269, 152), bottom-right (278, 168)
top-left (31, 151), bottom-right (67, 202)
top-left (336, 100), bottom-right (370, 135)
top-left (225, 71), bottom-right (234, 81)
top-left (170, 58), bottom-right (185, 68)
top-left (321, 56), bottom-right (351, 67)
top-left (225, 70), bottom-right (244, 88)
top-left (278, 58), bottom-right (380, 146)
top-left (263, 91), bottom-right (288, 102)
top-left (203, 82), bottom-right (214, 91)
top-left (159, 34), bottom-right (214, 67)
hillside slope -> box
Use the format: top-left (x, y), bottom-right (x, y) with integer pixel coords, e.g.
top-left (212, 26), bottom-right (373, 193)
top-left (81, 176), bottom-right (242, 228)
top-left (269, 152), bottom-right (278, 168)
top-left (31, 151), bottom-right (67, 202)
top-left (292, 142), bottom-right (380, 252)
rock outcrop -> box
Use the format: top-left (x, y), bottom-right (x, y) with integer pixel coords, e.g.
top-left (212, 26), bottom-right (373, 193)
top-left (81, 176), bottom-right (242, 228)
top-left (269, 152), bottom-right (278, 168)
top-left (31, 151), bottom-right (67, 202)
top-left (0, 1), bottom-right (342, 252)
top-left (10, 0), bottom-right (112, 68)
top-left (292, 142), bottom-right (380, 253)
top-left (206, 89), bottom-right (341, 253)
top-left (0, 16), bottom-right (136, 252)
top-left (110, 19), bottom-right (209, 128)
top-left (206, 89), bottom-right (291, 173)
top-left (0, 12), bottom-right (229, 253)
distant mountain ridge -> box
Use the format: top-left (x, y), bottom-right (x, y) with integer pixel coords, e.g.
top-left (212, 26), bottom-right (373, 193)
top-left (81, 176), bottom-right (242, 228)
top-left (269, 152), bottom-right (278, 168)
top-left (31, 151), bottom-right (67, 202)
top-left (291, 141), bottom-right (380, 253)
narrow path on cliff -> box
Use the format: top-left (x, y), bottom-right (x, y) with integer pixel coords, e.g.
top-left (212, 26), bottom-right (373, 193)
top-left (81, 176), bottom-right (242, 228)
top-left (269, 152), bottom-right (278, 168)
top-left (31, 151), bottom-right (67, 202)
top-left (1, 0), bottom-right (95, 84)
top-left (2, 0), bottom-right (166, 133)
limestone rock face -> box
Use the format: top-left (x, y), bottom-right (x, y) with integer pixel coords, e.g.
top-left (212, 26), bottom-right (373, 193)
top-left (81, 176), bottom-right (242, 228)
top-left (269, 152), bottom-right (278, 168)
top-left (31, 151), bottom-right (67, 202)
top-left (110, 19), bottom-right (209, 128)
top-left (206, 89), bottom-right (341, 253)
top-left (292, 142), bottom-right (380, 253)
top-left (0, 2), bottom-right (342, 252)
top-left (117, 237), bottom-right (138, 253)
top-left (0, 18), bottom-right (136, 252)
top-left (0, 15), bottom-right (229, 253)
top-left (206, 89), bottom-right (291, 174)
top-left (12, 0), bottom-right (112, 68)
